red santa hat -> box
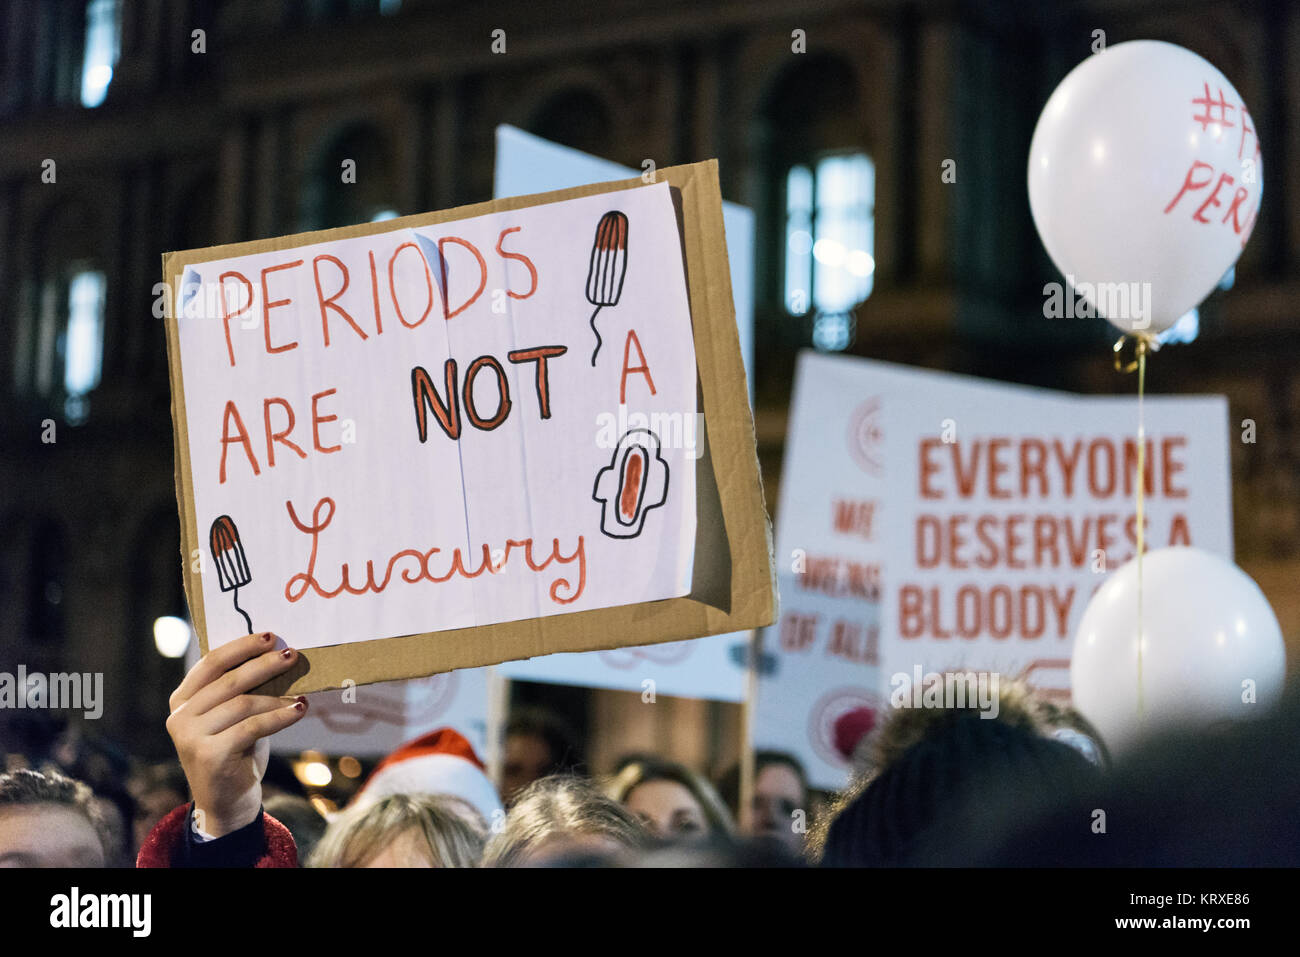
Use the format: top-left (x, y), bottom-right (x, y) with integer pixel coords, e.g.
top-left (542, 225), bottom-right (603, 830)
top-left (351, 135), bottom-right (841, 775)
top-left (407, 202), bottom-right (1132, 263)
top-left (351, 727), bottom-right (502, 825)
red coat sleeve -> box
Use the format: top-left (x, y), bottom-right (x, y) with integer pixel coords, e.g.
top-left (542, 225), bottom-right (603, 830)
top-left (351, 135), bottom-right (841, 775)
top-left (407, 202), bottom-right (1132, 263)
top-left (136, 803), bottom-right (299, 868)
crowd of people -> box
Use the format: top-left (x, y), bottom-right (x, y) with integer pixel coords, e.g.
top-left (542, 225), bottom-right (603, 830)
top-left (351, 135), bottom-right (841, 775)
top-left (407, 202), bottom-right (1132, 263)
top-left (2, 629), bottom-right (1298, 868)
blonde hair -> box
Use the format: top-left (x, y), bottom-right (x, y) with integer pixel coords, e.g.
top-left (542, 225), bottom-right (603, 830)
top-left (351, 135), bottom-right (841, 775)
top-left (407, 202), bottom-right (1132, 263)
top-left (605, 758), bottom-right (735, 837)
top-left (307, 793), bottom-right (486, 868)
top-left (480, 775), bottom-right (645, 867)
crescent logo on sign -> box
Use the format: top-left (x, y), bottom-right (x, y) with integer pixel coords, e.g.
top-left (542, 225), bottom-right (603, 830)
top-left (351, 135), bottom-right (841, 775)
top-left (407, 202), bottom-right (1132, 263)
top-left (847, 397), bottom-right (884, 475)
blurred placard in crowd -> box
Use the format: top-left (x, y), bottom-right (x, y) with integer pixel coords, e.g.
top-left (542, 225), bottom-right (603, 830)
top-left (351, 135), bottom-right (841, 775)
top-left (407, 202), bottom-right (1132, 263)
top-left (270, 668), bottom-right (491, 758)
top-left (758, 352), bottom-right (1231, 789)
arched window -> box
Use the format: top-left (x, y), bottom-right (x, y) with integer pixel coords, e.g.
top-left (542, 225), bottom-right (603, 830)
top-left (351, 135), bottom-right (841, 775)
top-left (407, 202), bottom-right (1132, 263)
top-left (760, 56), bottom-right (872, 352)
top-left (783, 153), bottom-right (875, 322)
top-left (300, 123), bottom-right (398, 230)
top-left (11, 202), bottom-right (107, 423)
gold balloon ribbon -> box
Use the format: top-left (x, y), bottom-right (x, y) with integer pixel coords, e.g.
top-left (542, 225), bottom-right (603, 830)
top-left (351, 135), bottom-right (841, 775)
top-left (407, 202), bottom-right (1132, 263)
top-left (1113, 334), bottom-right (1152, 719)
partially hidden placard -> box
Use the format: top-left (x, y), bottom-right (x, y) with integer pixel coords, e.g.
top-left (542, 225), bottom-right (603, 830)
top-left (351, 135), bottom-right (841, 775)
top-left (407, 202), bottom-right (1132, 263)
top-left (163, 161), bottom-right (776, 695)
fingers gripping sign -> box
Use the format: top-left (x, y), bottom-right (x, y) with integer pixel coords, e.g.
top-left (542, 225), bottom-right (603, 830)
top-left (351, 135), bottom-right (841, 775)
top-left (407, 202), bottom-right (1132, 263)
top-left (166, 632), bottom-right (309, 838)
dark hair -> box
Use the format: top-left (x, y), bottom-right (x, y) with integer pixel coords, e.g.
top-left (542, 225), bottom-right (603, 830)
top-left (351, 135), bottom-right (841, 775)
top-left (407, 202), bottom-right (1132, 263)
top-left (715, 751), bottom-right (809, 817)
top-left (819, 713), bottom-right (1099, 867)
top-left (129, 761), bottom-right (189, 802)
top-left (0, 768), bottom-right (114, 861)
top-left (607, 757), bottom-right (735, 836)
top-left (504, 706), bottom-right (581, 774)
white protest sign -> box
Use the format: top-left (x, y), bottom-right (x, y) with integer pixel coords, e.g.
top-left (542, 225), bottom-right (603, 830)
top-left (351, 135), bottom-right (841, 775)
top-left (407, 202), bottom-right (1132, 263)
top-left (271, 668), bottom-right (490, 758)
top-left (176, 183), bottom-right (697, 654)
top-left (495, 638), bottom-right (751, 701)
top-left (490, 126), bottom-right (752, 702)
top-left (757, 352), bottom-right (1232, 789)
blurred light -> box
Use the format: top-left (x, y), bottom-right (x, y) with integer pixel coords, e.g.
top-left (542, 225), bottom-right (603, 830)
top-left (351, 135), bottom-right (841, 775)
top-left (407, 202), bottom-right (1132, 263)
top-left (65, 270), bottom-right (106, 396)
top-left (80, 0), bottom-right (121, 108)
top-left (845, 250), bottom-right (875, 277)
top-left (787, 229), bottom-right (812, 256)
top-left (310, 795), bottom-right (337, 815)
top-left (154, 616), bottom-right (193, 658)
top-left (1090, 139), bottom-right (1107, 163)
top-left (82, 66), bottom-right (113, 106)
top-left (63, 395), bottom-right (89, 425)
top-left (338, 755), bottom-right (362, 779)
top-left (813, 238), bottom-right (845, 267)
top-left (1218, 266), bottom-right (1235, 291)
top-left (812, 310), bottom-right (854, 352)
top-left (299, 761), bottom-right (332, 788)
top-left (370, 208), bottom-right (400, 222)
top-left (380, 0), bottom-right (401, 14)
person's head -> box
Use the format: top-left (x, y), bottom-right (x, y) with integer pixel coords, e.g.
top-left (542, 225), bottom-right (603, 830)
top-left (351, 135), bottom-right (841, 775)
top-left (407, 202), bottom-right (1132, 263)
top-left (128, 761), bottom-right (189, 854)
top-left (354, 727), bottom-right (503, 825)
top-left (481, 775), bottom-right (646, 867)
top-left (0, 768), bottom-right (111, 867)
top-left (607, 758), bottom-right (734, 842)
top-left (264, 795), bottom-right (328, 862)
top-left (500, 707), bottom-right (580, 806)
top-left (816, 706), bottom-right (1099, 867)
top-left (751, 753), bottom-right (808, 852)
top-left (308, 793), bottom-right (486, 868)
top-left (716, 751), bottom-right (809, 852)
top-left (1030, 698), bottom-right (1111, 769)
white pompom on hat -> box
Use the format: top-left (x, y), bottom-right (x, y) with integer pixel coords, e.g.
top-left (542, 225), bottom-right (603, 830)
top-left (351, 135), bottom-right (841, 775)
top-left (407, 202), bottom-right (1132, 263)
top-left (351, 727), bottom-right (502, 825)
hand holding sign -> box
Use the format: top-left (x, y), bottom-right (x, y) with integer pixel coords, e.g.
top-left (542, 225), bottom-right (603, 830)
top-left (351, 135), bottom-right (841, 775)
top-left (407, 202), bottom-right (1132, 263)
top-left (1028, 40), bottom-right (1262, 338)
top-left (165, 632), bottom-right (307, 838)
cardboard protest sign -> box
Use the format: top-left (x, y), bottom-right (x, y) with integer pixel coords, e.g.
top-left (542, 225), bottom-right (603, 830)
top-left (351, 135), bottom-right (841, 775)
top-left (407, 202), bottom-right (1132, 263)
top-left (757, 352), bottom-right (1231, 789)
top-left (163, 161), bottom-right (776, 695)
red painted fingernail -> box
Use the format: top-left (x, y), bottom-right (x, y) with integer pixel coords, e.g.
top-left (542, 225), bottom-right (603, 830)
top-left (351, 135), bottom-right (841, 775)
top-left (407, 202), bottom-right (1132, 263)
top-left (261, 632), bottom-right (274, 643)
top-left (280, 648), bottom-right (294, 659)
top-left (293, 699), bottom-right (307, 712)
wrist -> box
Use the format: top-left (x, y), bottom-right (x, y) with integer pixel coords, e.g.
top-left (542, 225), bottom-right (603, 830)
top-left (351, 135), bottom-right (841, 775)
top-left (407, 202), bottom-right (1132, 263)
top-left (192, 796), bottom-right (260, 839)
